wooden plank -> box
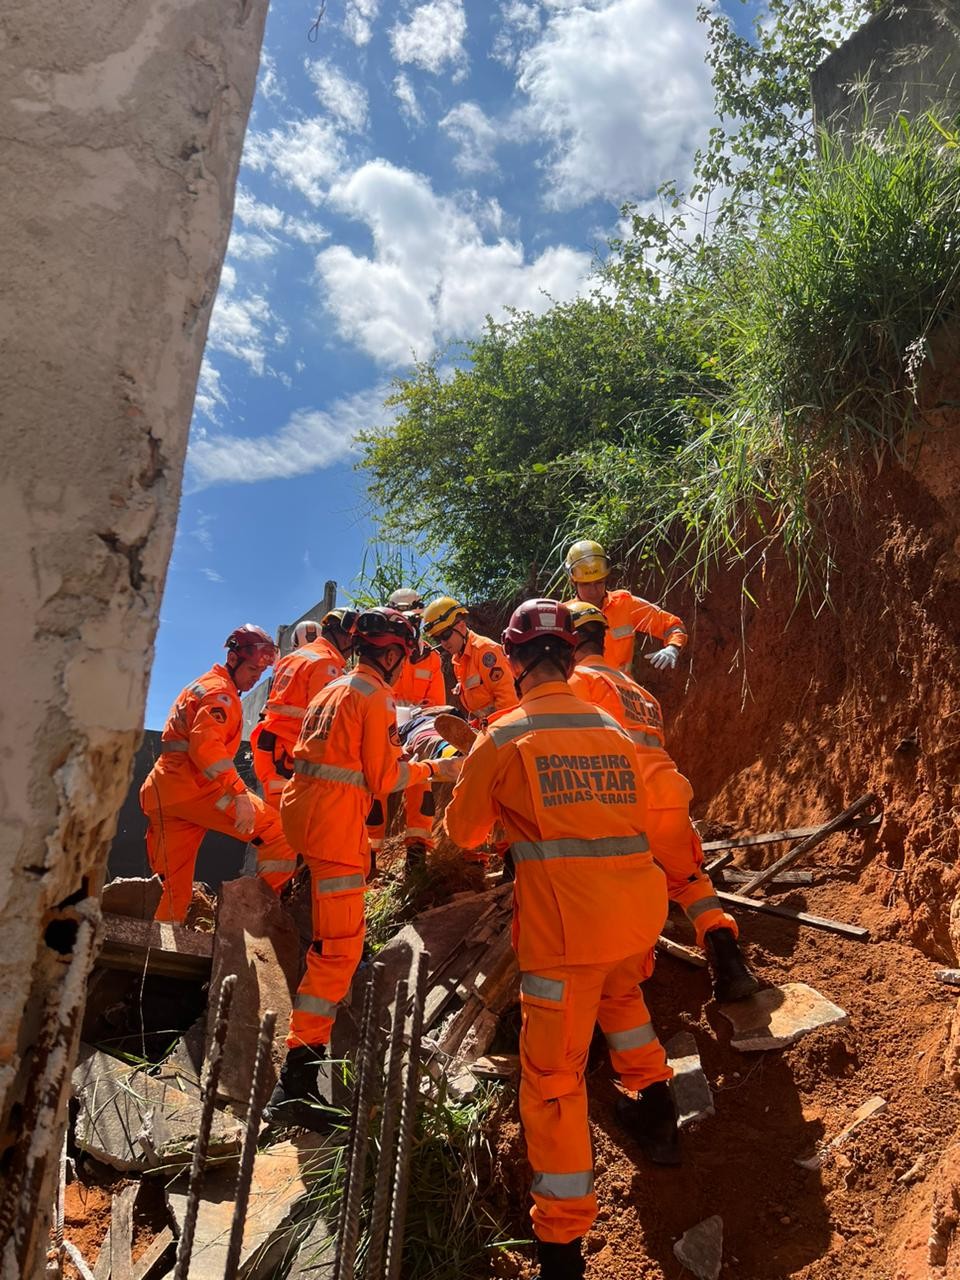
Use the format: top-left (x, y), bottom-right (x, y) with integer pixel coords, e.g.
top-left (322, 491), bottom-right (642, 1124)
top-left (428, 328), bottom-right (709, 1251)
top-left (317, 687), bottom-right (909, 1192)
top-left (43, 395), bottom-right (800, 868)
top-left (471, 1054), bottom-right (520, 1079)
top-left (98, 914), bottom-right (212, 980)
top-left (719, 868), bottom-right (814, 886)
top-left (717, 889), bottom-right (869, 940)
top-left (657, 935), bottom-right (707, 968)
top-left (109, 1185), bottom-right (136, 1280)
top-left (133, 1227), bottom-right (174, 1280)
top-left (703, 851), bottom-right (735, 875)
top-left (702, 812), bottom-right (881, 855)
top-left (738, 794), bottom-right (881, 897)
top-left (93, 1227), bottom-right (111, 1280)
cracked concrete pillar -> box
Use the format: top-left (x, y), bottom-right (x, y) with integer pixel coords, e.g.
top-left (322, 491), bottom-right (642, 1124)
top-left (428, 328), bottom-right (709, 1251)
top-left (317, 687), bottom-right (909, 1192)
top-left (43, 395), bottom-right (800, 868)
top-left (0, 0), bottom-right (269, 1272)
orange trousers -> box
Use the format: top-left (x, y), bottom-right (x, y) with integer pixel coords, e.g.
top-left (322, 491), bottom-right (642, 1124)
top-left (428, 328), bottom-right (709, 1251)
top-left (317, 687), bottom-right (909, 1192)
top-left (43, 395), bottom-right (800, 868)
top-left (366, 782), bottom-right (435, 854)
top-left (519, 952), bottom-right (671, 1245)
top-left (646, 808), bottom-right (736, 946)
top-left (251, 727), bottom-right (295, 811)
top-left (140, 779), bottom-right (296, 922)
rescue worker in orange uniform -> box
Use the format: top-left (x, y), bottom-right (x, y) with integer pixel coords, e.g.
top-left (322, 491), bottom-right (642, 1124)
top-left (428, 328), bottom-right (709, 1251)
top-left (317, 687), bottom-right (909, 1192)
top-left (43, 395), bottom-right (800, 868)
top-left (567, 602), bottom-right (759, 1003)
top-left (564, 539), bottom-right (687, 674)
top-left (366, 588), bottom-right (447, 874)
top-left (265, 608), bottom-right (461, 1129)
top-left (250, 618), bottom-right (345, 811)
top-left (140, 625), bottom-right (297, 923)
top-left (444, 599), bottom-right (678, 1280)
top-left (422, 596), bottom-right (516, 727)
top-left (318, 606), bottom-right (359, 665)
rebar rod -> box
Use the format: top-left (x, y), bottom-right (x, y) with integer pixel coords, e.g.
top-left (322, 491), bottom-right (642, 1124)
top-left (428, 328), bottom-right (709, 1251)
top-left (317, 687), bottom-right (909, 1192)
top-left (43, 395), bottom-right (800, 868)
top-left (172, 973), bottom-right (237, 1280)
top-left (383, 950), bottom-right (429, 1280)
top-left (363, 976), bottom-right (409, 1280)
top-left (333, 964), bottom-right (382, 1280)
top-left (222, 1008), bottom-right (277, 1279)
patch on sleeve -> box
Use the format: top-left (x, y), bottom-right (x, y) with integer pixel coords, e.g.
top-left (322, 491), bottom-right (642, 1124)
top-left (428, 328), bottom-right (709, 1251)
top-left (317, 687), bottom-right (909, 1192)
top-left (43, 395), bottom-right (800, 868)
top-left (210, 707), bottom-right (227, 723)
top-left (216, 693), bottom-right (233, 705)
top-left (490, 668), bottom-right (504, 682)
top-left (482, 651), bottom-right (497, 668)
top-left (389, 723), bottom-right (401, 747)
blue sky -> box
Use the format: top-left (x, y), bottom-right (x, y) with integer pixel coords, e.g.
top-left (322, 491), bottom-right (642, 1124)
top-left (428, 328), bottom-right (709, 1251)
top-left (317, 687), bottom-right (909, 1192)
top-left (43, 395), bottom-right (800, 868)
top-left (148, 0), bottom-right (760, 727)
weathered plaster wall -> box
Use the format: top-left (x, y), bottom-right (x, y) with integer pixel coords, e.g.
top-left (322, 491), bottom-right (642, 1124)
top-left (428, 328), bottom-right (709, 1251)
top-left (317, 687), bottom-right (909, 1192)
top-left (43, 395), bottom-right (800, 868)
top-left (0, 0), bottom-right (268, 1272)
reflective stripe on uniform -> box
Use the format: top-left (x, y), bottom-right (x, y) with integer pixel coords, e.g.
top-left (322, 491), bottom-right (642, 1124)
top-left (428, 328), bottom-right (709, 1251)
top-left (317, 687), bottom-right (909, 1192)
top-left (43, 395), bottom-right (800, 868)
top-left (160, 740), bottom-right (189, 753)
top-left (530, 1170), bottom-right (595, 1200)
top-left (610, 624), bottom-right (634, 639)
top-left (686, 895), bottom-right (724, 921)
top-left (267, 779), bottom-right (286, 792)
top-left (265, 704), bottom-right (307, 718)
top-left (520, 973), bottom-right (565, 1002)
top-left (629, 729), bottom-right (661, 748)
top-left (464, 674), bottom-right (482, 689)
top-left (214, 794), bottom-right (233, 811)
top-left (204, 758), bottom-right (234, 779)
top-left (414, 669), bottom-right (431, 680)
top-left (189, 682), bottom-right (207, 698)
top-left (257, 859), bottom-right (297, 873)
top-left (316, 873), bottom-right (365, 895)
top-left (293, 993), bottom-right (339, 1018)
top-left (390, 762), bottom-right (413, 793)
top-left (489, 711), bottom-right (623, 747)
top-left (346, 674), bottom-right (377, 697)
top-left (301, 651), bottom-right (323, 663)
top-left (512, 833), bottom-right (649, 863)
top-left (405, 826), bottom-right (432, 839)
top-left (605, 1022), bottom-right (657, 1051)
top-left (294, 760), bottom-right (367, 787)
top-left (474, 703), bottom-right (495, 721)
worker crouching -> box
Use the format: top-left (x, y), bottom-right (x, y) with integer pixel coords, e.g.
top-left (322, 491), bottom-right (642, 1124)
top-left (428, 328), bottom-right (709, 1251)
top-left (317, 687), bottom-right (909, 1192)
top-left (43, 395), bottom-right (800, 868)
top-left (444, 599), bottom-right (678, 1280)
top-left (265, 607), bottom-right (460, 1131)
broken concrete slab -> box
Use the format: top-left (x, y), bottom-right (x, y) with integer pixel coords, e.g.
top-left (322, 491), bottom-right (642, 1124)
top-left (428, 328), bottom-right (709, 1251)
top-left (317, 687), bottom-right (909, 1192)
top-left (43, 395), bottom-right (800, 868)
top-left (166, 1134), bottom-right (330, 1280)
top-left (796, 1095), bottom-right (887, 1170)
top-left (666, 1032), bottom-right (715, 1128)
top-left (72, 1049), bottom-right (242, 1172)
top-left (101, 876), bottom-right (163, 920)
top-left (673, 1215), bottom-right (723, 1280)
top-left (285, 1212), bottom-right (336, 1280)
top-left (720, 982), bottom-right (849, 1052)
top-left (98, 914), bottom-right (213, 980)
top-left (207, 876), bottom-right (300, 1107)
top-left (156, 1015), bottom-right (206, 1096)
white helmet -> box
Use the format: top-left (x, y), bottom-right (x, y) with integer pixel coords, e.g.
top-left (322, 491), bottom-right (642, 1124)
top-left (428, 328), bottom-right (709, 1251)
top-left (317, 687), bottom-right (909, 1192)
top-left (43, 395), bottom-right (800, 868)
top-left (291, 619), bottom-right (321, 648)
top-left (387, 587), bottom-right (425, 617)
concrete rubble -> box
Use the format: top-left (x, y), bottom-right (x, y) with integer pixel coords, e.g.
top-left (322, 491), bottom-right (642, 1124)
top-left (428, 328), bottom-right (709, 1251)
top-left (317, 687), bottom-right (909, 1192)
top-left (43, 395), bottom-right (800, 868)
top-left (166, 1134), bottom-right (330, 1280)
top-left (796, 1095), bottom-right (887, 1170)
top-left (73, 1048), bottom-right (242, 1173)
top-left (666, 1031), bottom-right (715, 1127)
top-left (720, 982), bottom-right (849, 1052)
top-left (673, 1214), bottom-right (723, 1280)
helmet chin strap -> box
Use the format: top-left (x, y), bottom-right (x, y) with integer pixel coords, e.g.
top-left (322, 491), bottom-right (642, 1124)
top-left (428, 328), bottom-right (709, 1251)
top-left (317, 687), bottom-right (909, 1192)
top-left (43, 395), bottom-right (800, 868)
top-left (512, 646), bottom-right (570, 696)
top-left (362, 647), bottom-right (403, 683)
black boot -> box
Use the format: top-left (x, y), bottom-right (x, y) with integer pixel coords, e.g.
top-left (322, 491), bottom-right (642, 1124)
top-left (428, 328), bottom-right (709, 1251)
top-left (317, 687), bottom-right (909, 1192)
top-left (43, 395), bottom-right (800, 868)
top-left (616, 1079), bottom-right (681, 1165)
top-left (704, 927), bottom-right (761, 1003)
top-left (534, 1237), bottom-right (585, 1280)
top-left (404, 841), bottom-right (428, 876)
top-left (262, 1045), bottom-right (335, 1133)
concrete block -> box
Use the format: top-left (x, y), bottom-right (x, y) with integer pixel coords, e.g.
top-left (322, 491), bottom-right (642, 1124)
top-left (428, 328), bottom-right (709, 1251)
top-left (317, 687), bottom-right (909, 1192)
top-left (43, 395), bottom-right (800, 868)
top-left (666, 1032), bottom-right (715, 1127)
top-left (286, 1213), bottom-right (336, 1280)
top-left (674, 1215), bottom-right (723, 1280)
top-left (166, 1134), bottom-right (330, 1280)
top-left (207, 876), bottom-right (301, 1107)
top-left (101, 876), bottom-right (163, 920)
top-left (72, 1049), bottom-right (242, 1172)
top-left (720, 982), bottom-right (848, 1052)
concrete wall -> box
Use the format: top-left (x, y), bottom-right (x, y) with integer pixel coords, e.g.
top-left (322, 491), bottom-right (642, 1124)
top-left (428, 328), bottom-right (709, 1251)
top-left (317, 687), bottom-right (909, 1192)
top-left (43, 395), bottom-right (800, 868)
top-left (0, 0), bottom-right (269, 1272)
top-left (812, 0), bottom-right (960, 131)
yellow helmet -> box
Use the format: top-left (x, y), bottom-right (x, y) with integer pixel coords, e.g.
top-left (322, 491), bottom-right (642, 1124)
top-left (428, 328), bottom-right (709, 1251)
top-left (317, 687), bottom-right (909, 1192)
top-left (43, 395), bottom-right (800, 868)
top-left (564, 539), bottom-right (610, 583)
top-left (422, 596), bottom-right (468, 641)
top-left (567, 600), bottom-right (608, 631)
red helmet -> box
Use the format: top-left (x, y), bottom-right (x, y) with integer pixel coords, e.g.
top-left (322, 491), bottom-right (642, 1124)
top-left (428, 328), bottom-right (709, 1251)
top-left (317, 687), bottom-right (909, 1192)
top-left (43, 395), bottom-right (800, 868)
top-left (224, 623), bottom-right (277, 664)
top-left (501, 599), bottom-right (577, 655)
top-left (292, 619), bottom-right (321, 648)
top-left (353, 607), bottom-right (417, 653)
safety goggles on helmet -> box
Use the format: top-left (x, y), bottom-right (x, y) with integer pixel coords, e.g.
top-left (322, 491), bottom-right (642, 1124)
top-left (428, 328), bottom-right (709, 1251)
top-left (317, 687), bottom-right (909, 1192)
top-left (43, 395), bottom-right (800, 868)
top-left (321, 607), bottom-right (359, 635)
top-left (224, 623), bottom-right (277, 666)
top-left (567, 600), bottom-right (608, 631)
top-left (564, 539), bottom-right (610, 584)
top-left (353, 607), bottom-right (417, 652)
top-left (387, 587), bottom-right (426, 616)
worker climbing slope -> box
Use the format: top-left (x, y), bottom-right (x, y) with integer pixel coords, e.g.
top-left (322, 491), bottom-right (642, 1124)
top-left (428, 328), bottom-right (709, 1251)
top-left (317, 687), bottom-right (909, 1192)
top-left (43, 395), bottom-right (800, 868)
top-left (444, 599), bottom-right (679, 1280)
top-left (422, 596), bottom-right (516, 727)
top-left (250, 618), bottom-right (345, 810)
top-left (565, 539), bottom-right (687, 674)
top-left (266, 608), bottom-right (460, 1130)
top-left (567, 602), bottom-right (759, 1002)
top-left (140, 625), bottom-right (297, 922)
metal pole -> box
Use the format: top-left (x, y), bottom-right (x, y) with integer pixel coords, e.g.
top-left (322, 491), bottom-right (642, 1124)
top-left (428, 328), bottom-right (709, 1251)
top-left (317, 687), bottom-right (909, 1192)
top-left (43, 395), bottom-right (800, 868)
top-left (222, 1009), bottom-right (277, 1278)
top-left (363, 977), bottom-right (409, 1279)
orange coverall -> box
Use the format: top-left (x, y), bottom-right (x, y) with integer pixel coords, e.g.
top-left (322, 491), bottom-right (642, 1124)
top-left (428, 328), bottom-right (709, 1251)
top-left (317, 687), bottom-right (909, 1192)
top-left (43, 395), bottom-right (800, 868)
top-left (569, 656), bottom-right (735, 946)
top-left (392, 643), bottom-right (446, 707)
top-left (250, 638), bottom-right (344, 808)
top-left (452, 629), bottom-right (517, 726)
top-left (140, 665), bottom-right (296, 922)
top-left (280, 666), bottom-right (439, 1049)
top-left (598, 589), bottom-right (687, 673)
top-left (444, 683), bottom-right (669, 1245)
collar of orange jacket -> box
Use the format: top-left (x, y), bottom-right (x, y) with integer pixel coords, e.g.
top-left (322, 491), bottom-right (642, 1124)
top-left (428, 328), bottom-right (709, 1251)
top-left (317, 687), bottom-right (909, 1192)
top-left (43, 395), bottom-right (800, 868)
top-left (355, 660), bottom-right (390, 688)
top-left (518, 679), bottom-right (575, 704)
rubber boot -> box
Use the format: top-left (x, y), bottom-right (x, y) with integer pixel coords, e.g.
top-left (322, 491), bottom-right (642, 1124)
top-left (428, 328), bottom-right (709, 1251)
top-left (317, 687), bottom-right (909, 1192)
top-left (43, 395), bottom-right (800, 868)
top-left (262, 1045), bottom-right (336, 1132)
top-left (404, 841), bottom-right (428, 877)
top-left (533, 1237), bottom-right (585, 1280)
top-left (704, 926), bottom-right (760, 1003)
top-left (616, 1079), bottom-right (681, 1165)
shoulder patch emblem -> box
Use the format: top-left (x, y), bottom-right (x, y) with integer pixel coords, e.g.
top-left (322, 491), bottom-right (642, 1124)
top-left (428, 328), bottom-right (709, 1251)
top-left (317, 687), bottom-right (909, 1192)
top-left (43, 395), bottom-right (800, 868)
top-left (490, 668), bottom-right (504, 682)
top-left (482, 651), bottom-right (496, 668)
top-left (389, 723), bottom-right (401, 747)
top-left (210, 707), bottom-right (227, 723)
top-left (217, 693), bottom-right (233, 705)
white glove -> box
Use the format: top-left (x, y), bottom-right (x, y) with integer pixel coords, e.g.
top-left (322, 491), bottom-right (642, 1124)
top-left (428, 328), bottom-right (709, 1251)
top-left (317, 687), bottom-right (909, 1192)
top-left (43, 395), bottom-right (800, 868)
top-left (431, 757), bottom-right (463, 783)
top-left (646, 644), bottom-right (681, 671)
top-left (233, 791), bottom-right (256, 836)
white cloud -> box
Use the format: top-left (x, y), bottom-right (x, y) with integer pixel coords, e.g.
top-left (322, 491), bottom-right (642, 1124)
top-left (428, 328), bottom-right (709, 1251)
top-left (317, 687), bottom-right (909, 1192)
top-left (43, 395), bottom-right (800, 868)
top-left (204, 262), bottom-right (286, 377)
top-left (305, 57), bottom-right (369, 133)
top-left (440, 102), bottom-right (500, 175)
top-left (227, 228), bottom-right (278, 260)
top-left (257, 51), bottom-right (283, 102)
top-left (244, 117), bottom-right (347, 204)
top-left (515, 0), bottom-right (714, 209)
top-left (234, 188), bottom-right (329, 247)
top-left (343, 0), bottom-right (379, 45)
top-left (393, 72), bottom-right (425, 128)
top-left (391, 0), bottom-right (467, 76)
top-left (194, 360), bottom-right (228, 425)
top-left (187, 384), bottom-right (393, 489)
top-left (315, 160), bottom-right (591, 366)
top-left (492, 0), bottom-right (542, 68)
top-left (201, 567), bottom-right (224, 583)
